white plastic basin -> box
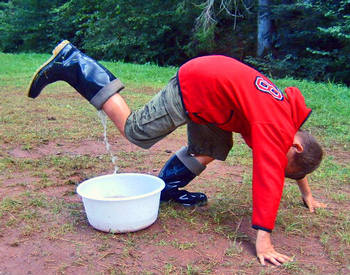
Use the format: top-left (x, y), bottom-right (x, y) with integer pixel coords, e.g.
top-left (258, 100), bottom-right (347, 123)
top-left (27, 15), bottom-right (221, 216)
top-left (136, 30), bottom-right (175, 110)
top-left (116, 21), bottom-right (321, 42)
top-left (76, 173), bottom-right (165, 233)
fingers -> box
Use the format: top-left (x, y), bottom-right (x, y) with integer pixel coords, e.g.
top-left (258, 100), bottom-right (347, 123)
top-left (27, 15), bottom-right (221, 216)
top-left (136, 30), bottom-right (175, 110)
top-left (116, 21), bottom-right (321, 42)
top-left (267, 254), bottom-right (282, 266)
top-left (275, 252), bottom-right (292, 263)
top-left (303, 197), bottom-right (327, 212)
top-left (258, 251), bottom-right (292, 266)
top-left (309, 199), bottom-right (327, 212)
top-left (315, 201), bottom-right (327, 209)
top-left (255, 230), bottom-right (292, 267)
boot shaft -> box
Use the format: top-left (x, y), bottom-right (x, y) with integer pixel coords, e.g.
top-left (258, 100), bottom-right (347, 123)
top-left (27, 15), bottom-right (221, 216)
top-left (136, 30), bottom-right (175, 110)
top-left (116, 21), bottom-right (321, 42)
top-left (48, 43), bottom-right (116, 102)
top-left (158, 154), bottom-right (196, 189)
top-left (28, 40), bottom-right (124, 109)
top-left (158, 153), bottom-right (208, 206)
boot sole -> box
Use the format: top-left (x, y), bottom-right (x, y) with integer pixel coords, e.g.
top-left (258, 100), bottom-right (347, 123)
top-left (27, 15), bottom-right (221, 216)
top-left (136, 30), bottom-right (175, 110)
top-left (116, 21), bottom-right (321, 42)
top-left (27, 40), bottom-right (71, 97)
top-left (160, 199), bottom-right (208, 207)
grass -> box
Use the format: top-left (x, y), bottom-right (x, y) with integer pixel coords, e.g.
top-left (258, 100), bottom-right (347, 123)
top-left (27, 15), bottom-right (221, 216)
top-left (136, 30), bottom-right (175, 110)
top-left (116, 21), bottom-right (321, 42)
top-left (0, 52), bottom-right (349, 274)
top-left (0, 52), bottom-right (176, 88)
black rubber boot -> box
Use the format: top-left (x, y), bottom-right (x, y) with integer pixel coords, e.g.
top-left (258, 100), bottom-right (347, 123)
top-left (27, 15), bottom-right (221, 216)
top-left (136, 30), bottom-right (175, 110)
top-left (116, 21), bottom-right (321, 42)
top-left (27, 40), bottom-right (124, 110)
top-left (158, 154), bottom-right (207, 207)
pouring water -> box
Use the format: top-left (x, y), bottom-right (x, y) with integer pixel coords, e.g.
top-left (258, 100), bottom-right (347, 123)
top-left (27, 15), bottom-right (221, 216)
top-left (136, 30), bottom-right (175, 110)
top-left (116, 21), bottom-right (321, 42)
top-left (98, 110), bottom-right (119, 174)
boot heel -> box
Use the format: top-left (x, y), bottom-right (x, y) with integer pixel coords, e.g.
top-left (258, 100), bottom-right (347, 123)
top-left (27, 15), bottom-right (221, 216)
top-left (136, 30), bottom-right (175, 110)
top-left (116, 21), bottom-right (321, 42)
top-left (52, 40), bottom-right (70, 55)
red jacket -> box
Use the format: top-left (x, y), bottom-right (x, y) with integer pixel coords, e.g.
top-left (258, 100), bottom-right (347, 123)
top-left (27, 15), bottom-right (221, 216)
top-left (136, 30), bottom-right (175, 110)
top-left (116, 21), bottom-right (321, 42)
top-left (178, 55), bottom-right (311, 232)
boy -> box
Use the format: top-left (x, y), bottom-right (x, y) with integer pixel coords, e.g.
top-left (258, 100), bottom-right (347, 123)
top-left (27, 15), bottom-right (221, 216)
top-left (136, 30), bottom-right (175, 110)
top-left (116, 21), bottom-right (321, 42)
top-left (27, 40), bottom-right (326, 266)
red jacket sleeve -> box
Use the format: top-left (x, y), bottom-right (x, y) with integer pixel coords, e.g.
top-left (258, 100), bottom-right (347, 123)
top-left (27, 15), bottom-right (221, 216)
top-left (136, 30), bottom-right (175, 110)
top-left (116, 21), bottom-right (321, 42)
top-left (250, 123), bottom-right (290, 232)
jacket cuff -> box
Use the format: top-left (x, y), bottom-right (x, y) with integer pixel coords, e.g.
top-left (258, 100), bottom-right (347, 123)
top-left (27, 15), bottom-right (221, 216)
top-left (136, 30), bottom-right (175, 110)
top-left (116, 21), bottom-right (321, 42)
top-left (252, 225), bottom-right (272, 233)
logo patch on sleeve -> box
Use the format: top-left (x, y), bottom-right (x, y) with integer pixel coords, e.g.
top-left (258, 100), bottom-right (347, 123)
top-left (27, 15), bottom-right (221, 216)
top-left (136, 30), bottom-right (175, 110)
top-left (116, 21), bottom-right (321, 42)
top-left (255, 76), bottom-right (284, 101)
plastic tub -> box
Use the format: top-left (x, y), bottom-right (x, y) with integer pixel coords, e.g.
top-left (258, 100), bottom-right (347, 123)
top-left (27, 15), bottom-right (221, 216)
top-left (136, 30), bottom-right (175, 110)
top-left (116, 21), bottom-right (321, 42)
top-left (76, 173), bottom-right (165, 233)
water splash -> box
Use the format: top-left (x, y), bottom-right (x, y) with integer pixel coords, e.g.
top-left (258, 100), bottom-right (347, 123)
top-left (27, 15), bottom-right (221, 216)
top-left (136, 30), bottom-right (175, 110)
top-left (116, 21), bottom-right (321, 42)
top-left (98, 110), bottom-right (119, 174)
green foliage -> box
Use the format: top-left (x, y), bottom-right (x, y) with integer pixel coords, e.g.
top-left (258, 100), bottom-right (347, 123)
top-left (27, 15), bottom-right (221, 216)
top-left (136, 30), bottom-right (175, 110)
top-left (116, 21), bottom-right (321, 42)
top-left (184, 0), bottom-right (257, 59)
top-left (0, 0), bottom-right (257, 64)
top-left (51, 0), bottom-right (203, 65)
top-left (247, 0), bottom-right (350, 85)
top-left (0, 0), bottom-right (64, 52)
top-left (0, 0), bottom-right (350, 84)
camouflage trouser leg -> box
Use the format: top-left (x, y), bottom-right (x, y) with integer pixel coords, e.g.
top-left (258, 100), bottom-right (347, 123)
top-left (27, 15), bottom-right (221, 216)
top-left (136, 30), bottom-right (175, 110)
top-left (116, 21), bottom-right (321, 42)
top-left (124, 75), bottom-right (233, 161)
top-left (124, 76), bottom-right (188, 149)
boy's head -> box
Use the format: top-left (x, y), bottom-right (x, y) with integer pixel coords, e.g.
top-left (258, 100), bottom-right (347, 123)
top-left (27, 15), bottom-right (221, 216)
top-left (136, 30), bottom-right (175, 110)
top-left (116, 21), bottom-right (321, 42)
top-left (285, 130), bottom-right (323, 180)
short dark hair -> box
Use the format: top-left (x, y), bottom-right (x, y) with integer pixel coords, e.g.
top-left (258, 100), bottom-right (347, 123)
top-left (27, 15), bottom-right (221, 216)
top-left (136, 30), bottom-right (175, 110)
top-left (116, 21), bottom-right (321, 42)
top-left (287, 130), bottom-right (323, 180)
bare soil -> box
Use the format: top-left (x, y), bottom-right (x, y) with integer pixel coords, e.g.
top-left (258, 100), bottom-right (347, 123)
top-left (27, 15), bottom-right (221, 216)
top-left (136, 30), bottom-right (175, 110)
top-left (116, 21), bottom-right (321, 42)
top-left (1, 84), bottom-right (349, 274)
top-left (1, 131), bottom-right (348, 275)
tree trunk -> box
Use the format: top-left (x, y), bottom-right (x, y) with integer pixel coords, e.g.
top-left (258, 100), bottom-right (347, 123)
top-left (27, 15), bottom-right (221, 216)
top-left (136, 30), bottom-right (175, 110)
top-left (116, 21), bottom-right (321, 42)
top-left (257, 0), bottom-right (271, 56)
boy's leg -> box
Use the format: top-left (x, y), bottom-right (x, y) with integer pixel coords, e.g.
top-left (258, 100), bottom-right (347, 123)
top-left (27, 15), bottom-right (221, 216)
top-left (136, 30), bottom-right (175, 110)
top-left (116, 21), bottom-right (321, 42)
top-left (187, 122), bottom-right (233, 161)
top-left (102, 93), bottom-right (131, 137)
top-left (159, 147), bottom-right (213, 206)
top-left (123, 76), bottom-right (188, 149)
top-left (27, 40), bottom-right (185, 148)
top-left (159, 122), bottom-right (233, 206)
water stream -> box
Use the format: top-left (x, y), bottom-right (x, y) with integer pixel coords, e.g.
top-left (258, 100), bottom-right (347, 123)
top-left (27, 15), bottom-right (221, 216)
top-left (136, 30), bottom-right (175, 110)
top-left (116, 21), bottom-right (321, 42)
top-left (98, 110), bottom-right (119, 174)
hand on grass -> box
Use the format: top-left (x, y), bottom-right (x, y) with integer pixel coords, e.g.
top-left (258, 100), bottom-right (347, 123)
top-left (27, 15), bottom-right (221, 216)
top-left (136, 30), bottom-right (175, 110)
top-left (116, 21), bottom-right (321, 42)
top-left (302, 194), bottom-right (327, 213)
top-left (297, 177), bottom-right (327, 213)
top-left (256, 230), bottom-right (291, 266)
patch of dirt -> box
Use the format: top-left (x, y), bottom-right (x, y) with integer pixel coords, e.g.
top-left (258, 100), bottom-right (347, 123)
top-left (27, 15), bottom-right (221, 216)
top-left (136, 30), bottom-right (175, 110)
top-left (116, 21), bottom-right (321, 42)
top-left (1, 133), bottom-right (348, 274)
top-left (7, 140), bottom-right (108, 159)
top-left (326, 148), bottom-right (350, 165)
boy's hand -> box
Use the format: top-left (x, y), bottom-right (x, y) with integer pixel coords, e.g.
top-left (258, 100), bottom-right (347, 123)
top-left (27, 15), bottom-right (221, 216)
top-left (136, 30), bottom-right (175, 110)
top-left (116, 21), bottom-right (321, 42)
top-left (296, 176), bottom-right (327, 213)
top-left (256, 230), bottom-right (291, 266)
top-left (302, 194), bottom-right (327, 213)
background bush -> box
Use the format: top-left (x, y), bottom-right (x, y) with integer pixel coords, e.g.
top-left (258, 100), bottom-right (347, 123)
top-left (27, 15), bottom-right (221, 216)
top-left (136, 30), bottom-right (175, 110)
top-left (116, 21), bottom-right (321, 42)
top-left (0, 0), bottom-right (349, 85)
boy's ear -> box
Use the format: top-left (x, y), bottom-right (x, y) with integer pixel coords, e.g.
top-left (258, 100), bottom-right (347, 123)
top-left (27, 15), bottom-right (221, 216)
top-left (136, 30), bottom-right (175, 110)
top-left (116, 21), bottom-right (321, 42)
top-left (293, 142), bottom-right (304, 153)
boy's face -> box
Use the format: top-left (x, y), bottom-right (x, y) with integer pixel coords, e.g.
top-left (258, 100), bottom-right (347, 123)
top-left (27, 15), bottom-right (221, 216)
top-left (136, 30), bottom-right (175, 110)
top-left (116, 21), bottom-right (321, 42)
top-left (285, 133), bottom-right (304, 179)
top-left (285, 160), bottom-right (297, 178)
top-left (285, 153), bottom-right (296, 178)
top-left (285, 155), bottom-right (305, 180)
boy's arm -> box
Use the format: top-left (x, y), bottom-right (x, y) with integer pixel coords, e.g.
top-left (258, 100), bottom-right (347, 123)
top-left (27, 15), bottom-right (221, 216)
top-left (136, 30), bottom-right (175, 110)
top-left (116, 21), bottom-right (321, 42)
top-left (296, 176), bottom-right (327, 212)
top-left (249, 123), bottom-right (294, 265)
top-left (256, 230), bottom-right (291, 266)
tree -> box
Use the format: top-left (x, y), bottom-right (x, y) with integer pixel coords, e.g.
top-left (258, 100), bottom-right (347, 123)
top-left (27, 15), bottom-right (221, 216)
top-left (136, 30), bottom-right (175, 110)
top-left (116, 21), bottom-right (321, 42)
top-left (314, 0), bottom-right (350, 84)
top-left (0, 0), bottom-right (64, 52)
top-left (257, 0), bottom-right (271, 56)
top-left (248, 0), bottom-right (350, 85)
top-left (193, 0), bottom-right (255, 59)
top-left (0, 0), bottom-right (349, 84)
